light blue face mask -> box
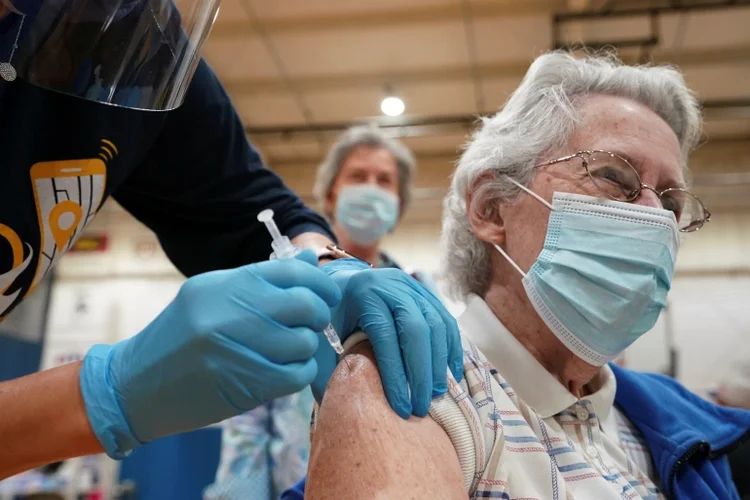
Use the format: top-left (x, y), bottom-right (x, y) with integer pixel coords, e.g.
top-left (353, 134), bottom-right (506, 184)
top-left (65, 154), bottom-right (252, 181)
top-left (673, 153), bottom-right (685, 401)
top-left (494, 180), bottom-right (680, 366)
top-left (335, 184), bottom-right (399, 246)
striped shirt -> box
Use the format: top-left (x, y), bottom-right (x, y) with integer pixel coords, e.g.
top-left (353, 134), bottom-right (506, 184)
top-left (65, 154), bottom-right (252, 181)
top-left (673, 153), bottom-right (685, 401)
top-left (427, 294), bottom-right (664, 499)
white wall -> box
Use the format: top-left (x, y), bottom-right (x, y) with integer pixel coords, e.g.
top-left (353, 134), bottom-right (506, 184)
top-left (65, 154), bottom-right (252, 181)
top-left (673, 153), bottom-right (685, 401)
top-left (625, 274), bottom-right (750, 392)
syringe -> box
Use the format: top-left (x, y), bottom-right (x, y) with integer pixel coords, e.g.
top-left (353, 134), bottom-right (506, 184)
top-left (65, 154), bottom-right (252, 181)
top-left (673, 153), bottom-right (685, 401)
top-left (323, 324), bottom-right (345, 356)
top-left (257, 209), bottom-right (345, 357)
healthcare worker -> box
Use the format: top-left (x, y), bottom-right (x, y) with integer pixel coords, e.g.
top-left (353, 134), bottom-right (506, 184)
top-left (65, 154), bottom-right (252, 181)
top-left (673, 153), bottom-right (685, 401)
top-left (0, 0), bottom-right (463, 479)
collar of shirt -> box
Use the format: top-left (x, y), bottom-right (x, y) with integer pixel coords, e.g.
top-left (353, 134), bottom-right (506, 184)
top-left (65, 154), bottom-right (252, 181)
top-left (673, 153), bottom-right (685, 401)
top-left (458, 293), bottom-right (616, 420)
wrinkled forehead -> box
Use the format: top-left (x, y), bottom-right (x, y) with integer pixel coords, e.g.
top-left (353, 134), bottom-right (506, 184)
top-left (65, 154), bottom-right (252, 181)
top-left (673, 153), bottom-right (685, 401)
top-left (341, 146), bottom-right (398, 173)
top-left (571, 95), bottom-right (686, 189)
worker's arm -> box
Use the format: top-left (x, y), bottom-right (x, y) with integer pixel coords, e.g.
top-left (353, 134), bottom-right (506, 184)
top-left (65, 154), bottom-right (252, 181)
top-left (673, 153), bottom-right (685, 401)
top-left (113, 58), bottom-right (335, 277)
top-left (0, 362), bottom-right (102, 479)
top-left (305, 341), bottom-right (467, 499)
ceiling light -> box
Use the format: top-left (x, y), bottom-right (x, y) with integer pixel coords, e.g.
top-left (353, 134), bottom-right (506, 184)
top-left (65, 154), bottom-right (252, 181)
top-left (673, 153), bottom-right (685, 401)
top-left (380, 96), bottom-right (405, 117)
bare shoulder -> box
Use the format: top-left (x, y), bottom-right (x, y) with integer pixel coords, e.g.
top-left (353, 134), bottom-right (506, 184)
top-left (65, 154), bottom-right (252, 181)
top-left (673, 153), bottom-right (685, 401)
top-left (305, 341), bottom-right (467, 499)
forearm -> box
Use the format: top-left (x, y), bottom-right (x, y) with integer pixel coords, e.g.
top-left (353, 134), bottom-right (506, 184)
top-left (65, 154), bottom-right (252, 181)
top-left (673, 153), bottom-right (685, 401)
top-left (291, 232), bottom-right (339, 266)
top-left (291, 232), bottom-right (333, 251)
top-left (0, 362), bottom-right (102, 479)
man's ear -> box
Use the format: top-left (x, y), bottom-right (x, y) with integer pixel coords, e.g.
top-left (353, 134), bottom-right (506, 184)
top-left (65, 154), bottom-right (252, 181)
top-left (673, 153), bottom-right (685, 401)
top-left (465, 174), bottom-right (506, 246)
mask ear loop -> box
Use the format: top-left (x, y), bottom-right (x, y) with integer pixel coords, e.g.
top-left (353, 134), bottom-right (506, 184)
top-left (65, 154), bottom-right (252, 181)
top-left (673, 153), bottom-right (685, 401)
top-left (490, 177), bottom-right (555, 279)
top-left (493, 243), bottom-right (527, 278)
top-left (506, 177), bottom-right (554, 210)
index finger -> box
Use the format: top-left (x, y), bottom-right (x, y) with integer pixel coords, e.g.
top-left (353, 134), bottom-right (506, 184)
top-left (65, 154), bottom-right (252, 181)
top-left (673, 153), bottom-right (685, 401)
top-left (408, 278), bottom-right (463, 383)
top-left (247, 255), bottom-right (341, 308)
top-left (358, 295), bottom-right (412, 419)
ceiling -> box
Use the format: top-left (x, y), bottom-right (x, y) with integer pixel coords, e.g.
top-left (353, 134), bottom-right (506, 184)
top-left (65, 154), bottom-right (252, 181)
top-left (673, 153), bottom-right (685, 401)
top-left (188, 0), bottom-right (750, 216)
top-left (202, 0), bottom-right (750, 165)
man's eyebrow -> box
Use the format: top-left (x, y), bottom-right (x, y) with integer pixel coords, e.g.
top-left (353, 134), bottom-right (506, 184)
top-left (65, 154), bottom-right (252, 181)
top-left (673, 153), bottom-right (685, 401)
top-left (609, 149), bottom-right (644, 170)
top-left (609, 149), bottom-right (686, 189)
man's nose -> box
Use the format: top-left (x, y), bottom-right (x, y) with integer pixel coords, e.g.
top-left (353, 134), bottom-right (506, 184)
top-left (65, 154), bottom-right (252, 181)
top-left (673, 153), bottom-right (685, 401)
top-left (364, 175), bottom-right (379, 186)
top-left (635, 188), bottom-right (662, 209)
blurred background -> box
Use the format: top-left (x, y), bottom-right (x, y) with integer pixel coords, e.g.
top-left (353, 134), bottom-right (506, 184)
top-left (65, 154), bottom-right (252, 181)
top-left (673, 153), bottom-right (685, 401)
top-left (1, 0), bottom-right (749, 498)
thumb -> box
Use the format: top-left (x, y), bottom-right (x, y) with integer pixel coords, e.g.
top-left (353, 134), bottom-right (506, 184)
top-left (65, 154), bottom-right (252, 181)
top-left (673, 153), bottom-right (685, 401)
top-left (294, 248), bottom-right (319, 267)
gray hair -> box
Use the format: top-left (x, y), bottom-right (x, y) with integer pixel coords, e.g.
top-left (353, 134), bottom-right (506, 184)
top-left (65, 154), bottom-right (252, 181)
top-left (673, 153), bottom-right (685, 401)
top-left (313, 125), bottom-right (417, 219)
top-left (440, 50), bottom-right (703, 302)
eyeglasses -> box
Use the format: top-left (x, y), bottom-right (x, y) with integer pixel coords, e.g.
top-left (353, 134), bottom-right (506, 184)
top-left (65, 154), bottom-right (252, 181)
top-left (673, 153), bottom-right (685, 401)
top-left (535, 150), bottom-right (711, 232)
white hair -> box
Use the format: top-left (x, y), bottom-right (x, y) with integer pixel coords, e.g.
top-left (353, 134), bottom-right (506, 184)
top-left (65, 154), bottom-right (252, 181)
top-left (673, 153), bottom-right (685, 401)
top-left (313, 125), bottom-right (417, 219)
top-left (440, 50), bottom-right (703, 302)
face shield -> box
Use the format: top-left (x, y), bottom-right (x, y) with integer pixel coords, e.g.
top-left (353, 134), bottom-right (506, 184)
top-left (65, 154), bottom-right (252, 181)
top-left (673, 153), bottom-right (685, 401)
top-left (3, 0), bottom-right (221, 110)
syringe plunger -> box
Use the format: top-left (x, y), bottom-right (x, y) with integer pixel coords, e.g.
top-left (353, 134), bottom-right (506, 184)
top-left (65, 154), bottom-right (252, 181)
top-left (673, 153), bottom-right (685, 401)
top-left (257, 209), bottom-right (297, 259)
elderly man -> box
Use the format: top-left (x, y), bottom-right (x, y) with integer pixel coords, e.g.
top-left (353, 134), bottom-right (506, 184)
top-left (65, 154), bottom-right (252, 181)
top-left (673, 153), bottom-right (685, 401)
top-left (299, 52), bottom-right (750, 500)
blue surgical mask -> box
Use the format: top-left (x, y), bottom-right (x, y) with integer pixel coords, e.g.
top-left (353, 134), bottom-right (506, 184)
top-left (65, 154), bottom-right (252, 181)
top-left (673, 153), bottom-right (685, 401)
top-left (335, 184), bottom-right (399, 246)
top-left (494, 180), bottom-right (680, 366)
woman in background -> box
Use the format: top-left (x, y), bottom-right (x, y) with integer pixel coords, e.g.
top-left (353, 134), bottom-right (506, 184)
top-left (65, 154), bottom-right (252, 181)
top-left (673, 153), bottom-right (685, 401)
top-left (205, 125), bottom-right (435, 499)
top-left (314, 125), bottom-right (434, 285)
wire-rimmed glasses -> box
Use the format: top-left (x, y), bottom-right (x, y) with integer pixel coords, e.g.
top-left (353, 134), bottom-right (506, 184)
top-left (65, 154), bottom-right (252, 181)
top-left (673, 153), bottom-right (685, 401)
top-left (535, 150), bottom-right (711, 232)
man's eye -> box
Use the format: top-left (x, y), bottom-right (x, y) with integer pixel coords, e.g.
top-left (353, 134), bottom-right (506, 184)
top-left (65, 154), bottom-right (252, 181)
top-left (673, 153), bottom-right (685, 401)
top-left (593, 166), bottom-right (625, 184)
top-left (662, 196), bottom-right (683, 219)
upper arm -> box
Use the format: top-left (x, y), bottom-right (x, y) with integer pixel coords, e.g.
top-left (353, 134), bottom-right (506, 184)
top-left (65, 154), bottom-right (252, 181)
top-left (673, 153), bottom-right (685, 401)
top-left (113, 59), bottom-right (334, 276)
top-left (305, 342), bottom-right (467, 500)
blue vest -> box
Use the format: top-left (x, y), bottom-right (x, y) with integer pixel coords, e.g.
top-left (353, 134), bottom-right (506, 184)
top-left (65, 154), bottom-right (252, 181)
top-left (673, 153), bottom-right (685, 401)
top-left (611, 364), bottom-right (750, 499)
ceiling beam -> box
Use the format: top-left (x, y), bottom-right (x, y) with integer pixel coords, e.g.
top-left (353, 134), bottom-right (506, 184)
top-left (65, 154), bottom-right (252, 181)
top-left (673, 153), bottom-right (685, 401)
top-left (245, 100), bottom-right (750, 139)
top-left (555, 0), bottom-right (750, 21)
top-left (221, 44), bottom-right (750, 95)
top-left (261, 135), bottom-right (750, 167)
top-left (247, 114), bottom-right (478, 138)
top-left (210, 0), bottom-right (563, 37)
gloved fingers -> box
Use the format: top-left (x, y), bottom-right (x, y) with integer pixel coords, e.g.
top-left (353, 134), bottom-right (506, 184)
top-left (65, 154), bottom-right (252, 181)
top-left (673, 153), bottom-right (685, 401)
top-left (389, 294), bottom-right (433, 418)
top-left (265, 326), bottom-right (320, 364)
top-left (293, 248), bottom-right (319, 266)
top-left (321, 258), bottom-right (372, 275)
top-left (410, 279), bottom-right (464, 383)
top-left (271, 286), bottom-right (333, 331)
top-left (247, 254), bottom-right (341, 307)
top-left (218, 321), bottom-right (320, 365)
top-left (212, 346), bottom-right (318, 408)
top-left (415, 295), bottom-right (449, 397)
top-left (271, 357), bottom-right (319, 396)
top-left (228, 352), bottom-right (319, 405)
top-left (359, 294), bottom-right (412, 419)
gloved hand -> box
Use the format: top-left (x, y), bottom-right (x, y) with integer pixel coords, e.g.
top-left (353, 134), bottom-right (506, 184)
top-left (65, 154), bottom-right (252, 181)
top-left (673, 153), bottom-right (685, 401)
top-left (312, 259), bottom-right (464, 419)
top-left (79, 250), bottom-right (340, 458)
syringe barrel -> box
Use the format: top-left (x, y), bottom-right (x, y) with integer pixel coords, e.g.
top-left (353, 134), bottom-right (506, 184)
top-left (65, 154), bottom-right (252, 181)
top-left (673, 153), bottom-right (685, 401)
top-left (323, 325), bottom-right (345, 355)
top-left (272, 237), bottom-right (298, 259)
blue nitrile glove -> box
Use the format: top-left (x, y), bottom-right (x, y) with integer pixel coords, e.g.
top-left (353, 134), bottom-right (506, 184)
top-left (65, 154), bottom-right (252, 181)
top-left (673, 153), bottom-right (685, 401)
top-left (79, 250), bottom-right (340, 459)
top-left (312, 259), bottom-right (464, 419)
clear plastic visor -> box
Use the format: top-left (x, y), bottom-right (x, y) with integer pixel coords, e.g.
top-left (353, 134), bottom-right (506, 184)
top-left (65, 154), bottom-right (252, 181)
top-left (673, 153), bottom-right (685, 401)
top-left (6, 0), bottom-right (220, 110)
